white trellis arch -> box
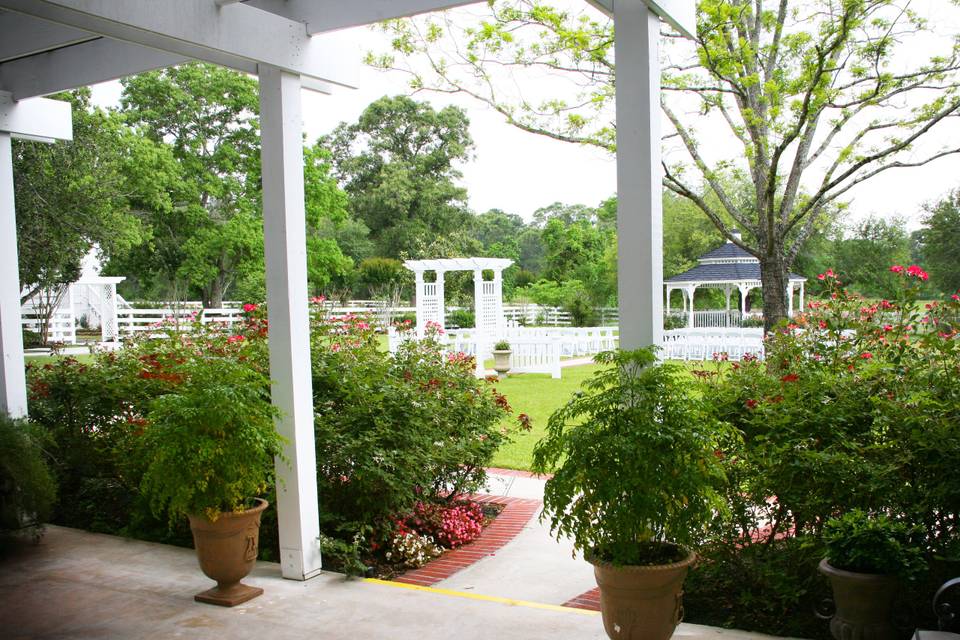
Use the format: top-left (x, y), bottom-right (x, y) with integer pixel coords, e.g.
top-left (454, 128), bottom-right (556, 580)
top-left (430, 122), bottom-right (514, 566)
top-left (404, 258), bottom-right (513, 336)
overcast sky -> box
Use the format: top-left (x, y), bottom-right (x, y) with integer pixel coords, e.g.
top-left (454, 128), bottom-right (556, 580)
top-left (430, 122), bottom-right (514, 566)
top-left (91, 0), bottom-right (960, 230)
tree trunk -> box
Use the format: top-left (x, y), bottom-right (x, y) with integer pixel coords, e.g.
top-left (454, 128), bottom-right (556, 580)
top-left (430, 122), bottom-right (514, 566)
top-left (759, 254), bottom-right (789, 334)
top-left (206, 276), bottom-right (225, 309)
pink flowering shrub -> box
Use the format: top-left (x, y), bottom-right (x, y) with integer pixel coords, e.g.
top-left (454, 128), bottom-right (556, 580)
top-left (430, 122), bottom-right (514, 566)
top-left (408, 499), bottom-right (485, 549)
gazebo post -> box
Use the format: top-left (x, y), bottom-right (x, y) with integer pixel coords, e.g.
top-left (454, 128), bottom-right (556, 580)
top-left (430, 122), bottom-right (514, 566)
top-left (787, 283), bottom-right (795, 317)
top-left (665, 286), bottom-right (672, 315)
top-left (258, 66), bottom-right (322, 582)
top-left (739, 284), bottom-right (749, 316)
top-left (799, 281), bottom-right (805, 313)
top-left (686, 285), bottom-right (696, 329)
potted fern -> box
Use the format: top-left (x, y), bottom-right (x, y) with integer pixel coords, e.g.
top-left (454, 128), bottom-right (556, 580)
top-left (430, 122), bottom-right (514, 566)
top-left (140, 354), bottom-right (284, 606)
top-left (532, 348), bottom-right (732, 640)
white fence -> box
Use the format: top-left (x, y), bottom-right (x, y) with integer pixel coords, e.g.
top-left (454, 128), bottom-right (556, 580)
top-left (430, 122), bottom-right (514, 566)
top-left (21, 307), bottom-right (75, 344)
top-left (116, 307), bottom-right (244, 335)
top-left (661, 328), bottom-right (765, 361)
top-left (665, 310), bottom-right (765, 328)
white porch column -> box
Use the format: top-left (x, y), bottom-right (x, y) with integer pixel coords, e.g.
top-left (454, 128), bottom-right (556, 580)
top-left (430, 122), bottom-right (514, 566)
top-left (799, 281), bottom-right (805, 312)
top-left (258, 66), bottom-right (322, 581)
top-left (435, 269), bottom-right (446, 331)
top-left (615, 0), bottom-right (663, 350)
top-left (739, 285), bottom-right (749, 315)
top-left (0, 133), bottom-right (27, 418)
top-left (665, 286), bottom-right (672, 315)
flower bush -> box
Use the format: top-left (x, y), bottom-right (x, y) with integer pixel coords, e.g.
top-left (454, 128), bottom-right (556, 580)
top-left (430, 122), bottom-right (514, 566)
top-left (385, 530), bottom-right (443, 568)
top-left (310, 313), bottom-right (523, 545)
top-left (408, 499), bottom-right (485, 549)
top-left (684, 265), bottom-right (960, 638)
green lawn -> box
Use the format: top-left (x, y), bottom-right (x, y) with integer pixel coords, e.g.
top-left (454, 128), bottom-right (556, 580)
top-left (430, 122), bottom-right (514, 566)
top-left (490, 363), bottom-right (602, 470)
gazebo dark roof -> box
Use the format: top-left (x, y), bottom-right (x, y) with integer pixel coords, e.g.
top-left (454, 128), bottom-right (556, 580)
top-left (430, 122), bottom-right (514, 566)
top-left (666, 239), bottom-right (806, 285)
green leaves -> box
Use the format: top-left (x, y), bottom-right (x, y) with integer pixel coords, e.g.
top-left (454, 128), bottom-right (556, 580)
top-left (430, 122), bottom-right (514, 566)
top-left (532, 348), bottom-right (734, 564)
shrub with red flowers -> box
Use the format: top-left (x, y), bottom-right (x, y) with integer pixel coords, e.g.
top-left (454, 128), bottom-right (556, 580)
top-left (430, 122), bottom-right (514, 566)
top-left (685, 266), bottom-right (960, 638)
top-left (309, 308), bottom-right (525, 556)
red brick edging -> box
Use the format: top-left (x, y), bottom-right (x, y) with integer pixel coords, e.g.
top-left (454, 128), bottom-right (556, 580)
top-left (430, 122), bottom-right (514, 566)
top-left (562, 587), bottom-right (601, 611)
top-left (393, 494), bottom-right (542, 587)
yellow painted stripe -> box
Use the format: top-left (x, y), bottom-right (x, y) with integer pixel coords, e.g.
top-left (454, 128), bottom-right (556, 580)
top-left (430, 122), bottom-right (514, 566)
top-left (363, 578), bottom-right (599, 616)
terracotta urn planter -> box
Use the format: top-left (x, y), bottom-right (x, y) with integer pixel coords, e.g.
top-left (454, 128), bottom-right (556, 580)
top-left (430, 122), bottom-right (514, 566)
top-left (588, 547), bottom-right (697, 640)
top-left (818, 558), bottom-right (900, 640)
top-left (188, 498), bottom-right (268, 607)
top-left (492, 349), bottom-right (512, 378)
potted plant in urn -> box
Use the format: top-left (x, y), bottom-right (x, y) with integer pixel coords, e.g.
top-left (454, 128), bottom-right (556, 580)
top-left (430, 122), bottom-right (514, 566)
top-left (139, 356), bottom-right (284, 607)
top-left (532, 348), bottom-right (732, 640)
top-left (819, 510), bottom-right (924, 640)
top-left (492, 340), bottom-right (512, 379)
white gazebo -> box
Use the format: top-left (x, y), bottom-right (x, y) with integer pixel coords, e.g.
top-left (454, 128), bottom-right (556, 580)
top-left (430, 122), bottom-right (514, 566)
top-left (665, 231), bottom-right (807, 328)
top-left (0, 0), bottom-right (695, 586)
top-left (404, 257), bottom-right (512, 336)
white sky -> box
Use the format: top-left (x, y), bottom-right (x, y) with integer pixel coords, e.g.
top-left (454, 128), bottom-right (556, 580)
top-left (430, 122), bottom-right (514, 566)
top-left (90, 0), bottom-right (960, 230)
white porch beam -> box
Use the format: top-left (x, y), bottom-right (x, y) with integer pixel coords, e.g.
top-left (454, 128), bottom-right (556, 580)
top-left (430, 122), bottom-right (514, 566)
top-left (0, 39), bottom-right (187, 100)
top-left (586, 0), bottom-right (695, 39)
top-left (0, 0), bottom-right (356, 89)
top-left (0, 92), bottom-right (72, 141)
top-left (615, 0), bottom-right (663, 350)
top-left (246, 0), bottom-right (483, 35)
top-left (0, 10), bottom-right (97, 63)
top-left (259, 65), bottom-right (322, 581)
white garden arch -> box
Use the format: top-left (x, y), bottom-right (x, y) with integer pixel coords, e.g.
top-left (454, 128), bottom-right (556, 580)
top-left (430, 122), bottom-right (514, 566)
top-left (404, 257), bottom-right (512, 336)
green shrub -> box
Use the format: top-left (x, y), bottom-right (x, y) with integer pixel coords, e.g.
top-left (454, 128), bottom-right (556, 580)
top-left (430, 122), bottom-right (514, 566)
top-left (0, 414), bottom-right (56, 541)
top-left (532, 348), bottom-right (734, 565)
top-left (22, 328), bottom-right (43, 349)
top-left (447, 308), bottom-right (475, 329)
top-left (311, 315), bottom-right (517, 542)
top-left (822, 510), bottom-right (924, 578)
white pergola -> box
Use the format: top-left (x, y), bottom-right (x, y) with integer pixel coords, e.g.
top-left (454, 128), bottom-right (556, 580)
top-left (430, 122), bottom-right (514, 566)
top-left (0, 0), bottom-right (694, 583)
top-left (404, 257), bottom-right (512, 336)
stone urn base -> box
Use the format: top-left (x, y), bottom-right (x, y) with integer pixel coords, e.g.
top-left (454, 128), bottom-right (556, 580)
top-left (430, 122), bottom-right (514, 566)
top-left (188, 498), bottom-right (268, 607)
top-left (819, 559), bottom-right (900, 640)
top-left (588, 546), bottom-right (696, 640)
top-left (492, 349), bottom-right (512, 379)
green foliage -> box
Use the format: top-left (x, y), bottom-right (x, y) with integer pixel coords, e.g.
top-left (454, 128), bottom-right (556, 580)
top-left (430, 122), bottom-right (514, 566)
top-left (531, 348), bottom-right (733, 565)
top-left (357, 257), bottom-right (408, 297)
top-left (493, 340), bottom-right (511, 351)
top-left (0, 414), bottom-right (56, 539)
top-left (920, 189), bottom-right (960, 295)
top-left (822, 510), bottom-right (925, 578)
top-left (326, 95), bottom-right (474, 258)
top-left (14, 89), bottom-right (158, 301)
top-left (117, 63), bottom-right (263, 307)
top-left (448, 309), bottom-right (476, 329)
top-left (830, 216), bottom-right (911, 297)
top-left (139, 354), bottom-right (283, 523)
top-left (311, 317), bottom-right (516, 540)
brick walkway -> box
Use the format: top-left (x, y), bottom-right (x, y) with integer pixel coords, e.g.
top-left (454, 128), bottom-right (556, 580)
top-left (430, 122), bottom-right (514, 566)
top-left (393, 494), bottom-right (542, 587)
top-left (562, 587), bottom-right (601, 611)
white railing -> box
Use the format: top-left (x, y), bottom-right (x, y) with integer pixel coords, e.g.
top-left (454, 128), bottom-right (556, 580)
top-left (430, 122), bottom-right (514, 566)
top-left (661, 328), bottom-right (765, 361)
top-left (21, 307), bottom-right (75, 344)
top-left (116, 307), bottom-right (244, 336)
top-left (665, 310), bottom-right (766, 329)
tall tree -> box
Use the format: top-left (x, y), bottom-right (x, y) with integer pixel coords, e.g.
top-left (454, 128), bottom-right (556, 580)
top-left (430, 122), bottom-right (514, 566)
top-left (14, 89), bottom-right (173, 340)
top-left (374, 0), bottom-right (960, 331)
top-left (920, 189), bottom-right (960, 294)
top-left (325, 95), bottom-right (474, 258)
top-left (832, 216), bottom-right (911, 297)
top-left (119, 63), bottom-right (263, 307)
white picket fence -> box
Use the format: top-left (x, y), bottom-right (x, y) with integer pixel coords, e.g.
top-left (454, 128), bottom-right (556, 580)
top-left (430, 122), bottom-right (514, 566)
top-left (116, 307), bottom-right (243, 335)
top-left (661, 328), bottom-right (765, 361)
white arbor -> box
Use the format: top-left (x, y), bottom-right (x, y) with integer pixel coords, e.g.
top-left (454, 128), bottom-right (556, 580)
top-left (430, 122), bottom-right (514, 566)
top-left (404, 257), bottom-right (512, 336)
top-left (0, 0), bottom-right (694, 584)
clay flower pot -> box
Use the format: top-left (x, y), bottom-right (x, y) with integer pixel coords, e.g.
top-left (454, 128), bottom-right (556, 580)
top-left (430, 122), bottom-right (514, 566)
top-left (818, 558), bottom-right (900, 640)
top-left (588, 547), bottom-right (696, 640)
top-left (188, 498), bottom-right (268, 606)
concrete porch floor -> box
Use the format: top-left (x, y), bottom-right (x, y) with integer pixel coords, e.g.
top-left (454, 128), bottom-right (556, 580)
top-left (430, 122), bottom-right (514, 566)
top-left (1, 526), bottom-right (781, 640)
